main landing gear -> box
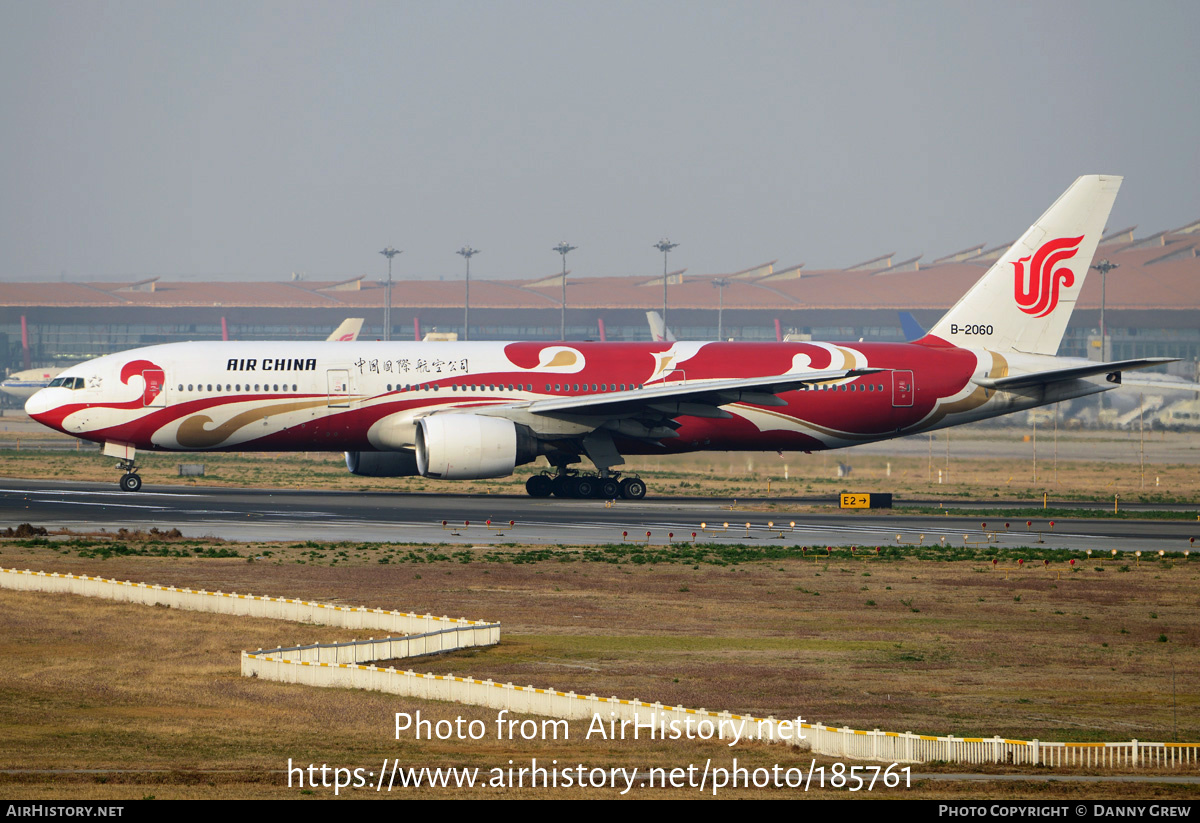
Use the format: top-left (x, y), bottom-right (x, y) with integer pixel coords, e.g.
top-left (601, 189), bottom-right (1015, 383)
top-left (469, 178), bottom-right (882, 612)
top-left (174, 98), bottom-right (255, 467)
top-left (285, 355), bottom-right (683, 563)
top-left (525, 470), bottom-right (646, 500)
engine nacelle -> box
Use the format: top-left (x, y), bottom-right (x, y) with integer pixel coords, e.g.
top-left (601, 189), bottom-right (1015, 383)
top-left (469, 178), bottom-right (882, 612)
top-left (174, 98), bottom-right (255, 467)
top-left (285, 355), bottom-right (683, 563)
top-left (345, 450), bottom-right (420, 477)
top-left (415, 414), bottom-right (538, 479)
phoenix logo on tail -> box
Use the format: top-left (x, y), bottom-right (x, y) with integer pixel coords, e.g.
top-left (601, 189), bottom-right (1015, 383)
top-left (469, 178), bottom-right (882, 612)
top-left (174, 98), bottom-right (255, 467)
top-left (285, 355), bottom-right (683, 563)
top-left (1012, 235), bottom-right (1082, 317)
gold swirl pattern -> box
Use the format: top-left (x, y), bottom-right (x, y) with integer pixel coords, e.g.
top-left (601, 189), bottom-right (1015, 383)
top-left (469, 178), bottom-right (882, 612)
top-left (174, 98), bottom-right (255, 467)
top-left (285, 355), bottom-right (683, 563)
top-left (176, 399), bottom-right (333, 448)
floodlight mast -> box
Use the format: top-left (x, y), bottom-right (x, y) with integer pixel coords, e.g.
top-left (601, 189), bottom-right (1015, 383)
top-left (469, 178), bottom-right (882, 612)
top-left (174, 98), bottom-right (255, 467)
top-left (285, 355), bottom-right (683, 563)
top-left (553, 241), bottom-right (577, 340)
top-left (1092, 258), bottom-right (1118, 360)
top-left (457, 246), bottom-right (479, 341)
top-left (379, 247), bottom-right (401, 342)
top-left (654, 239), bottom-right (679, 332)
top-left (712, 277), bottom-right (730, 340)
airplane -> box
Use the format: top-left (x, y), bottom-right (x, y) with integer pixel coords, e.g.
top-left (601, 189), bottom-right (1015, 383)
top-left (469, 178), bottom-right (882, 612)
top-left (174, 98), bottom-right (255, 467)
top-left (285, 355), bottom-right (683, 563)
top-left (326, 318), bottom-right (364, 342)
top-left (25, 175), bottom-right (1174, 498)
top-left (646, 311), bottom-right (677, 343)
top-left (2, 367), bottom-right (66, 404)
top-left (898, 311), bottom-right (926, 343)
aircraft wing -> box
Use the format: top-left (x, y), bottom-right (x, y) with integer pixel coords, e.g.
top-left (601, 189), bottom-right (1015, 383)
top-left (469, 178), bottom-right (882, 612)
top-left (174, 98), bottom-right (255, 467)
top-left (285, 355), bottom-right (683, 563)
top-left (451, 367), bottom-right (885, 422)
top-left (971, 358), bottom-right (1177, 391)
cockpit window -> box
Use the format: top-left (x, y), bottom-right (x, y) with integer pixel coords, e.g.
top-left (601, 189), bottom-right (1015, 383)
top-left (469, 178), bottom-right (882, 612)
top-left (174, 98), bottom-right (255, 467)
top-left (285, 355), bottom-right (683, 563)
top-left (48, 377), bottom-right (66, 388)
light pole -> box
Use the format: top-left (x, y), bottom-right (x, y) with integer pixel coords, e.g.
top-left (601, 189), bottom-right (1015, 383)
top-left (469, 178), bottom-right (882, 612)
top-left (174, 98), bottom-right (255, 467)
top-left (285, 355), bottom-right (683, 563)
top-left (379, 247), bottom-right (401, 341)
top-left (654, 238), bottom-right (679, 332)
top-left (711, 277), bottom-right (730, 341)
top-left (457, 246), bottom-right (479, 341)
top-left (553, 241), bottom-right (577, 340)
top-left (1091, 258), bottom-right (1118, 360)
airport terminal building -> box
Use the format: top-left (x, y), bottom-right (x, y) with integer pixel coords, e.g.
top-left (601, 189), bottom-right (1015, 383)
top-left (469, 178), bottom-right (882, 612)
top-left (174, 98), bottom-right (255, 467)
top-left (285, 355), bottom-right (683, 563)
top-left (3, 221), bottom-right (1198, 382)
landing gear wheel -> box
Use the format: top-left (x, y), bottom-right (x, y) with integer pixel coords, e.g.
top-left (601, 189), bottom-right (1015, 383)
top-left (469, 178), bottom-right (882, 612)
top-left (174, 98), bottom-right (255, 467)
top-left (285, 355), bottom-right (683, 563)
top-left (119, 473), bottom-right (142, 493)
top-left (599, 479), bottom-right (620, 499)
top-left (619, 477), bottom-right (646, 500)
top-left (526, 474), bottom-right (553, 497)
top-left (552, 475), bottom-right (572, 498)
top-left (573, 477), bottom-right (596, 498)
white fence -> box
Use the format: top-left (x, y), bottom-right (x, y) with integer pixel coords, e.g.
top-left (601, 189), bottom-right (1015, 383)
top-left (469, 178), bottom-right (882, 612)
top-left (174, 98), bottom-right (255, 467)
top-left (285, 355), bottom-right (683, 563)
top-left (1, 567), bottom-right (495, 639)
top-left (5, 567), bottom-right (1198, 770)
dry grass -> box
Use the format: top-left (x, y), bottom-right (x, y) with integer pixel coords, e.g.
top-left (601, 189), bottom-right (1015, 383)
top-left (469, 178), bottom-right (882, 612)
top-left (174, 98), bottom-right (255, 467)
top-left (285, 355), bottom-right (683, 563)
top-left (1, 540), bottom-right (1198, 799)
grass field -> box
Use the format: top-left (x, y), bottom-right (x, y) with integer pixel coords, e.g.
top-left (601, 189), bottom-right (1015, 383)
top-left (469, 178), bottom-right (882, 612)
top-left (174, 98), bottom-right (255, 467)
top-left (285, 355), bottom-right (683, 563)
top-left (1, 532), bottom-right (1197, 799)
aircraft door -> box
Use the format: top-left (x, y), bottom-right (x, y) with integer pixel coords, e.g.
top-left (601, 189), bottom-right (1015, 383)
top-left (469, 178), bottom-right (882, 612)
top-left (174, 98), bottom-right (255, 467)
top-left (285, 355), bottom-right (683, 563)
top-left (142, 369), bottom-right (166, 408)
top-left (327, 369), bottom-right (351, 408)
top-left (891, 370), bottom-right (914, 408)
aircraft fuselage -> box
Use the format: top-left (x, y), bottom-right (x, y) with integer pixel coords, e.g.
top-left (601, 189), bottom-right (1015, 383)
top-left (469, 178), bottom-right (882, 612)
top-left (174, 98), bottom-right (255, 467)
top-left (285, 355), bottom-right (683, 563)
top-left (24, 338), bottom-right (1102, 457)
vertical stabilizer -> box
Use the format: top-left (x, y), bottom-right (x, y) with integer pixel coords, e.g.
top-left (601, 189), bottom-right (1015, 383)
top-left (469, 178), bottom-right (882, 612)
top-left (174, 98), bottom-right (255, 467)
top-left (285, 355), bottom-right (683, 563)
top-left (646, 311), bottom-right (677, 342)
top-left (924, 175), bottom-right (1121, 355)
top-left (327, 318), bottom-right (365, 342)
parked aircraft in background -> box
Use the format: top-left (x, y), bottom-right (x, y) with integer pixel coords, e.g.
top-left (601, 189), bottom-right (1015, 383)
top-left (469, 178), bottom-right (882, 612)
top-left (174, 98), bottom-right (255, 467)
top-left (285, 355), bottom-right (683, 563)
top-left (327, 318), bottom-right (364, 342)
top-left (898, 312), bottom-right (926, 343)
top-left (2, 367), bottom-right (66, 403)
top-left (26, 175), bottom-right (1171, 498)
top-left (646, 311), bottom-right (677, 343)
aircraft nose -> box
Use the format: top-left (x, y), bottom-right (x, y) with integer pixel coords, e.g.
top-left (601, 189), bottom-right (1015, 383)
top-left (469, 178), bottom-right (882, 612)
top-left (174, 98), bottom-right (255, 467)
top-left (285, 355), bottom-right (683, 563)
top-left (24, 387), bottom-right (58, 425)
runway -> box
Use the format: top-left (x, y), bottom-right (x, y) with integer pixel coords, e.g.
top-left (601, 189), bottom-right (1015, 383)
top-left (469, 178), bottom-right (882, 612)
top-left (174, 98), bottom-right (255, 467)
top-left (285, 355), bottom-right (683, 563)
top-left (2, 478), bottom-right (1194, 554)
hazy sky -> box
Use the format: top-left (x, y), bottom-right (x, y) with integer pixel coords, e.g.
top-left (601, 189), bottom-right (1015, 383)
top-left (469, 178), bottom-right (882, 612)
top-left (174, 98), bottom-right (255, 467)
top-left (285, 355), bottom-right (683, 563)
top-left (2, 1), bottom-right (1197, 282)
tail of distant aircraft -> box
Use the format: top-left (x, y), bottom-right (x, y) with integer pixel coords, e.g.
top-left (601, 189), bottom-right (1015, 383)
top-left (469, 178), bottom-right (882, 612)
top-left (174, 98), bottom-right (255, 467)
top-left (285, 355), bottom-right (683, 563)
top-left (646, 311), bottom-right (676, 343)
top-left (924, 175), bottom-right (1122, 356)
top-left (327, 318), bottom-right (364, 342)
top-left (898, 311), bottom-right (926, 342)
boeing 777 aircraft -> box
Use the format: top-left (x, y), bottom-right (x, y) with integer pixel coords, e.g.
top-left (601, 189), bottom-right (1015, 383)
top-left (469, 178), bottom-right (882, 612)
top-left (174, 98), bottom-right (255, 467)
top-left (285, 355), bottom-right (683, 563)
top-left (26, 175), bottom-right (1171, 498)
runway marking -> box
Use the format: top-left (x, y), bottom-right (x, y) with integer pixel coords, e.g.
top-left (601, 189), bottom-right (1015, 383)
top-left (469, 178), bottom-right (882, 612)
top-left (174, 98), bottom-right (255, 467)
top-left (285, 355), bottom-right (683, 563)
top-left (1, 486), bottom-right (211, 500)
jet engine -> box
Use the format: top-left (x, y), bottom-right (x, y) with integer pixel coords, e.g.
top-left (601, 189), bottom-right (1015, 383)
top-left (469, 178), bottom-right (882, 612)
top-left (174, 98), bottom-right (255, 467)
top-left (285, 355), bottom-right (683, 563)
top-left (344, 450), bottom-right (420, 477)
top-left (415, 414), bottom-right (539, 479)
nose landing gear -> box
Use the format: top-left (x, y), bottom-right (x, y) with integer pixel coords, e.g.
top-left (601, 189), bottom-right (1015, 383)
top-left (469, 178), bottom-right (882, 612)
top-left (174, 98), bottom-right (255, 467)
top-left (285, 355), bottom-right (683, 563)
top-left (116, 459), bottom-right (142, 492)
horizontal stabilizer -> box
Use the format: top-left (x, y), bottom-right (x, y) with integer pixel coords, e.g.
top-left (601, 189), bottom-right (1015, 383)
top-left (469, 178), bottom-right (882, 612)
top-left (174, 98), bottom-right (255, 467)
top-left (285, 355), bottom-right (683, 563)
top-left (971, 358), bottom-right (1177, 391)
